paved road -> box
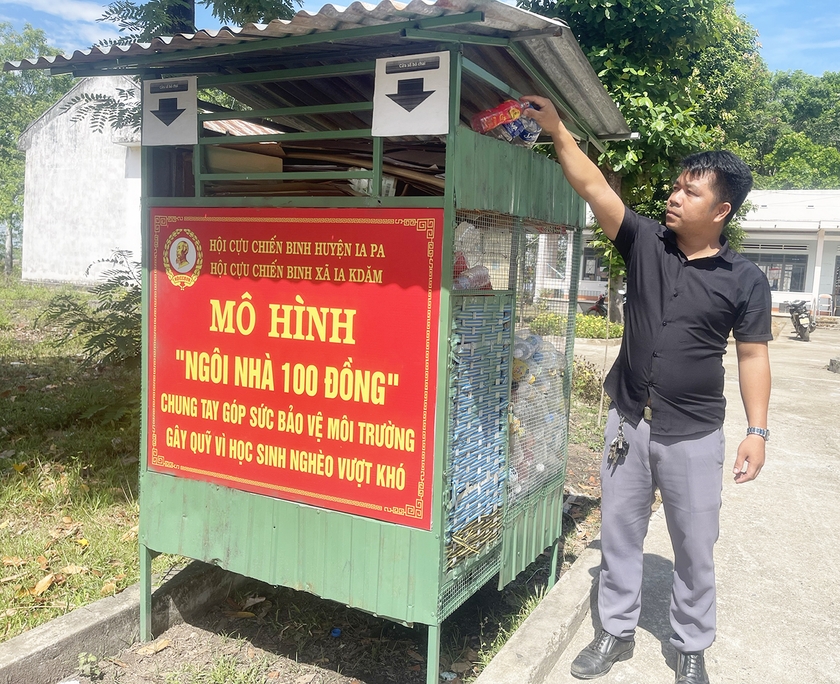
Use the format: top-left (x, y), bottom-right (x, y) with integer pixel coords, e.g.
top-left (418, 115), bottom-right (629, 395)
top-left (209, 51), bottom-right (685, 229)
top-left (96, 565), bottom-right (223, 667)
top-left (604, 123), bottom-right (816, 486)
top-left (546, 322), bottom-right (840, 684)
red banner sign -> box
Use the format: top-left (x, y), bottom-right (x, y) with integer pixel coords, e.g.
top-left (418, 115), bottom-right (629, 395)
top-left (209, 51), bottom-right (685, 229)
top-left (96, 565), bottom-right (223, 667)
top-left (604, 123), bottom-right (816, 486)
top-left (148, 207), bottom-right (443, 529)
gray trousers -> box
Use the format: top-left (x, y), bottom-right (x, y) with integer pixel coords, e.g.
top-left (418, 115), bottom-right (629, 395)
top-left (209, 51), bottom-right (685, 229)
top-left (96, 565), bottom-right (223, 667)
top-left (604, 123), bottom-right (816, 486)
top-left (598, 406), bottom-right (725, 653)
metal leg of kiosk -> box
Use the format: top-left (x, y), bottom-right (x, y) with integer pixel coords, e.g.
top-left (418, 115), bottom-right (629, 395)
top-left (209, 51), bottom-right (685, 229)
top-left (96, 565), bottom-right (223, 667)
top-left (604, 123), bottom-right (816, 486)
top-left (426, 622), bottom-right (441, 684)
top-left (549, 535), bottom-right (561, 589)
top-left (139, 543), bottom-right (153, 641)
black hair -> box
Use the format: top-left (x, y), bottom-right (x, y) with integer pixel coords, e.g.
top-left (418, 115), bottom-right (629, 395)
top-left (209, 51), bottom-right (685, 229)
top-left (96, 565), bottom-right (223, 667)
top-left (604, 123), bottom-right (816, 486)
top-left (680, 151), bottom-right (753, 225)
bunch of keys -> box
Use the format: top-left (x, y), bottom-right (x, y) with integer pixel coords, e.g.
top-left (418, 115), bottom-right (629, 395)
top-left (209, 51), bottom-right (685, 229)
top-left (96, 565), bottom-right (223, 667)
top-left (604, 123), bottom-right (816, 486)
top-left (608, 416), bottom-right (628, 465)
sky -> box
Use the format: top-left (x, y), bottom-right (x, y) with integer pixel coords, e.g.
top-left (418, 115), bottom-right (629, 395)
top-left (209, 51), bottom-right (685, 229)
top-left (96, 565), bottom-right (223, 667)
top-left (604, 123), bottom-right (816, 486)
top-left (0, 0), bottom-right (839, 76)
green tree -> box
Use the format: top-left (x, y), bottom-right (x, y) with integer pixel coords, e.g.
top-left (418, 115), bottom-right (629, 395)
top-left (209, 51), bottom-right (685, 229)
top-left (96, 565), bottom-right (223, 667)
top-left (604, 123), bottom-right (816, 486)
top-left (100, 0), bottom-right (302, 44)
top-left (739, 71), bottom-right (840, 188)
top-left (0, 24), bottom-right (73, 272)
top-left (520, 0), bottom-right (759, 319)
top-left (761, 131), bottom-right (840, 189)
top-left (521, 0), bottom-right (724, 217)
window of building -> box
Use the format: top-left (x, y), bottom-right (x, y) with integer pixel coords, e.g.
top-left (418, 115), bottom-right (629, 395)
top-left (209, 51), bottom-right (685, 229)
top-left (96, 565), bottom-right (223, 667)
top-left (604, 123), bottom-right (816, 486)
top-left (581, 246), bottom-right (609, 282)
top-left (742, 252), bottom-right (808, 291)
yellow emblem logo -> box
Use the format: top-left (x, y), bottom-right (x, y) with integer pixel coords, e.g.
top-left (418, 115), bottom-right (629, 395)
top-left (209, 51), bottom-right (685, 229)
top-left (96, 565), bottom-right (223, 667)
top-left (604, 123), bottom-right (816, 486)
top-left (163, 229), bottom-right (203, 289)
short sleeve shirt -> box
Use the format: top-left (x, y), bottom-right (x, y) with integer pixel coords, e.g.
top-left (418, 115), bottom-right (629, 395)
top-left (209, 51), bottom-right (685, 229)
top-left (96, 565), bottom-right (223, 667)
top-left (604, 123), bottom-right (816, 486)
top-left (604, 207), bottom-right (772, 436)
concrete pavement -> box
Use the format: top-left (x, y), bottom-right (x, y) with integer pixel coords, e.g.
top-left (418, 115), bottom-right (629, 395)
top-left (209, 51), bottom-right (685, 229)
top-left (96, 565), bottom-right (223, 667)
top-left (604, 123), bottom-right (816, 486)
top-left (480, 323), bottom-right (840, 684)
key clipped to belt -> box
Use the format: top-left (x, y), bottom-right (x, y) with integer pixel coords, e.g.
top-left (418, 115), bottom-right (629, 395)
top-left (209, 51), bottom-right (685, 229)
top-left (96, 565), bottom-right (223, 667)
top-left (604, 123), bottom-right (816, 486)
top-left (608, 415), bottom-right (628, 465)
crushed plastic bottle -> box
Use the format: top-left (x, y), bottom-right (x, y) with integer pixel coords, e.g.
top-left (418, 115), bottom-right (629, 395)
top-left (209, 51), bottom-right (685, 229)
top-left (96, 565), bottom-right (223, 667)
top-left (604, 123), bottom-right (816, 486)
top-left (498, 103), bottom-right (542, 147)
top-left (453, 265), bottom-right (491, 290)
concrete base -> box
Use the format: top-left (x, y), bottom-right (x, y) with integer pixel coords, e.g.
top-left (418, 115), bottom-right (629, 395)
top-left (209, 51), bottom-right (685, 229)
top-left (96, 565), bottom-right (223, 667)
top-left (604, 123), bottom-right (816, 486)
top-left (473, 541), bottom-right (602, 684)
top-left (0, 562), bottom-right (246, 684)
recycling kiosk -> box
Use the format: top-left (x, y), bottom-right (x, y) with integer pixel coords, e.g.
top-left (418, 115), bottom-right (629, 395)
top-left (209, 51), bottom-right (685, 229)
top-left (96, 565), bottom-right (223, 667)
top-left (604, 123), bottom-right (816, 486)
top-left (7, 2), bottom-right (629, 682)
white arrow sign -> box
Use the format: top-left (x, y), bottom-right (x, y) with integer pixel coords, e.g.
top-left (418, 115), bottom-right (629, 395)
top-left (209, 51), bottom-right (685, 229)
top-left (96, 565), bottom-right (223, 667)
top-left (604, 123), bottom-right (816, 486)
top-left (142, 76), bottom-right (198, 146)
top-left (372, 51), bottom-right (450, 137)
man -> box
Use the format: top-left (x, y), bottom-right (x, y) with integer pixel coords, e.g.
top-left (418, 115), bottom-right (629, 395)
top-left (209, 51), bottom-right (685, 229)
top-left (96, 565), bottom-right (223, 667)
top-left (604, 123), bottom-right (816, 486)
top-left (522, 96), bottom-right (772, 684)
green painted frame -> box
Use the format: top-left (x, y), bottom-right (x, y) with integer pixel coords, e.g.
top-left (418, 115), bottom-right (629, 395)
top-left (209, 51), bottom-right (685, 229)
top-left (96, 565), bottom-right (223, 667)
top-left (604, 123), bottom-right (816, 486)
top-left (137, 44), bottom-right (588, 684)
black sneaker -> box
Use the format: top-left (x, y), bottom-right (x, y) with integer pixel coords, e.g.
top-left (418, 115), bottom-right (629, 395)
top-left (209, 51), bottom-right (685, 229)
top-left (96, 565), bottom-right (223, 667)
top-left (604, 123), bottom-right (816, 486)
top-left (676, 651), bottom-right (710, 684)
top-left (570, 629), bottom-right (635, 679)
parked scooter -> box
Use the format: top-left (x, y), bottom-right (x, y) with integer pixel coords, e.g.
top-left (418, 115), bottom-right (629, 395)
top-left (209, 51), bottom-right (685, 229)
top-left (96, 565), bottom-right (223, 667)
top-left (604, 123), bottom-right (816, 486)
top-left (788, 300), bottom-right (816, 341)
top-left (586, 293), bottom-right (607, 317)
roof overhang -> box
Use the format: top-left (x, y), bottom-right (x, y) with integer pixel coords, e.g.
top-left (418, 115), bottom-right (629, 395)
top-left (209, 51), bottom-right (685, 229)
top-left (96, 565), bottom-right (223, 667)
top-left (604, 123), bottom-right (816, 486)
top-left (4, 0), bottom-right (629, 147)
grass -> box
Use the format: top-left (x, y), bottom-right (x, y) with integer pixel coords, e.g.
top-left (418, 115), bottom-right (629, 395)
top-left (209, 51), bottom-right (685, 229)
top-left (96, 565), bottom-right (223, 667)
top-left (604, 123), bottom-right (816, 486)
top-left (0, 274), bottom-right (178, 642)
top-left (165, 654), bottom-right (275, 684)
top-left (567, 358), bottom-right (610, 453)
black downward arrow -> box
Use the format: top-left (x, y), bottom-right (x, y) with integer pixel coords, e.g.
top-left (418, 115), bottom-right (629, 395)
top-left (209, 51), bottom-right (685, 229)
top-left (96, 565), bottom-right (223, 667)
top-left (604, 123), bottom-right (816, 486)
top-left (152, 97), bottom-right (185, 126)
top-left (386, 78), bottom-right (435, 113)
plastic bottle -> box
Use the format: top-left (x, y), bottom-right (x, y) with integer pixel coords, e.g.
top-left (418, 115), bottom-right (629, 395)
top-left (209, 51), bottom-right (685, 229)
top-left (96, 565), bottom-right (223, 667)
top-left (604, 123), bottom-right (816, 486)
top-left (499, 103), bottom-right (542, 147)
top-left (453, 265), bottom-right (491, 290)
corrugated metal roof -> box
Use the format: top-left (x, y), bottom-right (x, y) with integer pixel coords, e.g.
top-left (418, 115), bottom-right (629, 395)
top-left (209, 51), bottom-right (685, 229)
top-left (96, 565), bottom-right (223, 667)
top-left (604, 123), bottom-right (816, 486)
top-left (4, 0), bottom-right (629, 139)
top-left (741, 190), bottom-right (840, 232)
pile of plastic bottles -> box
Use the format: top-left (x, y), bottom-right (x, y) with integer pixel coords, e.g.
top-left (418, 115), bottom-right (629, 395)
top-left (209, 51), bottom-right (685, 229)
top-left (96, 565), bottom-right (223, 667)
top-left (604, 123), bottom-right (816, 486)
top-left (509, 329), bottom-right (567, 501)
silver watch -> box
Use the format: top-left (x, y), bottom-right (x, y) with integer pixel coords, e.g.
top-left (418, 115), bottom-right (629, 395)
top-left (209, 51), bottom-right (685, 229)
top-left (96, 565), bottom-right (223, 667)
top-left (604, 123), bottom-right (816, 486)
top-left (746, 426), bottom-right (770, 441)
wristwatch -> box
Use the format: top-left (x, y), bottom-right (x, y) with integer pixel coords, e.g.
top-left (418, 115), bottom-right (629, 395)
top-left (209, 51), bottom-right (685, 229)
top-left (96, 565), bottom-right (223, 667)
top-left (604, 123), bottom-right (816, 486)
top-left (746, 426), bottom-right (770, 441)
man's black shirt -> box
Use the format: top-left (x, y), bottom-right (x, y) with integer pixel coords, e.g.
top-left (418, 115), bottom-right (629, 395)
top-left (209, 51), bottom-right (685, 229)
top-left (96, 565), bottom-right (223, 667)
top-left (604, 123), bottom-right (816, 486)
top-left (604, 208), bottom-right (772, 436)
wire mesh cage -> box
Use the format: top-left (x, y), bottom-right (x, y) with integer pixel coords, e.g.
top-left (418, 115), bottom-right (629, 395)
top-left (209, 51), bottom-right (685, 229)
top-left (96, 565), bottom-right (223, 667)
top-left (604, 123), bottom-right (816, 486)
top-left (443, 210), bottom-right (575, 586)
top-left (509, 228), bottom-right (571, 512)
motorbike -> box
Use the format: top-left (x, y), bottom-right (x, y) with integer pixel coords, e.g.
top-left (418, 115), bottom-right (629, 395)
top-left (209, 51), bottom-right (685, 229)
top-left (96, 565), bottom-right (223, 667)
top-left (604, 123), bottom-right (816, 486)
top-left (788, 300), bottom-right (816, 341)
top-left (586, 293), bottom-right (607, 317)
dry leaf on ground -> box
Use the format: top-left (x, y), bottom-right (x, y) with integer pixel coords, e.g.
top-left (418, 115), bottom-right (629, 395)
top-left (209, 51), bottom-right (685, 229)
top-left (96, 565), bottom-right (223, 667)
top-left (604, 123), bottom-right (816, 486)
top-left (20, 573), bottom-right (56, 598)
top-left (100, 582), bottom-right (117, 595)
top-left (295, 674), bottom-right (317, 684)
top-left (242, 596), bottom-right (266, 609)
top-left (120, 526), bottom-right (139, 541)
top-left (0, 573), bottom-right (25, 584)
top-left (33, 573), bottom-right (55, 596)
top-left (60, 564), bottom-right (88, 575)
top-left (2, 556), bottom-right (25, 567)
top-left (136, 639), bottom-right (171, 656)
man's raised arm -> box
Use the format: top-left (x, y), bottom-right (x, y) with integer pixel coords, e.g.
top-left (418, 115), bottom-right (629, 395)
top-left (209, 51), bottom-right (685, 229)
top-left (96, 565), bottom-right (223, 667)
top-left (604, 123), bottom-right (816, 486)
top-left (522, 95), bottom-right (625, 240)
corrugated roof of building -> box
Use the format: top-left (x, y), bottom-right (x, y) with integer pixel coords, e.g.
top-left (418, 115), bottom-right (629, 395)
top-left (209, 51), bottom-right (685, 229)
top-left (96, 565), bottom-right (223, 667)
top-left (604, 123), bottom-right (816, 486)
top-left (4, 0), bottom-right (629, 140)
top-left (742, 190), bottom-right (840, 232)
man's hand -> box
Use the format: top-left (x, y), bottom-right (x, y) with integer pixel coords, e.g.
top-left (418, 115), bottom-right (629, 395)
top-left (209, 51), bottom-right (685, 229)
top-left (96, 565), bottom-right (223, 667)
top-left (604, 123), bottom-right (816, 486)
top-left (733, 435), bottom-right (765, 483)
top-left (520, 94), bottom-right (624, 239)
top-left (520, 95), bottom-right (562, 137)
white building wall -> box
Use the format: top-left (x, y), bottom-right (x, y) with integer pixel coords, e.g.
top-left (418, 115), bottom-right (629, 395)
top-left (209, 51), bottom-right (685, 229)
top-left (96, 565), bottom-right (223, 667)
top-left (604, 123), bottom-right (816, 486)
top-left (20, 77), bottom-right (141, 283)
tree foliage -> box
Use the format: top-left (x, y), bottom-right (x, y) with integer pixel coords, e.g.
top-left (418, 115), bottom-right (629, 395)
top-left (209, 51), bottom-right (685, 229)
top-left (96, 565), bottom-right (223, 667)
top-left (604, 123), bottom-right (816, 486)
top-left (520, 0), bottom-right (726, 218)
top-left (100, 0), bottom-right (302, 44)
top-left (41, 251), bottom-right (142, 367)
top-left (65, 86), bottom-right (142, 133)
top-left (737, 71), bottom-right (840, 189)
top-left (520, 0), bottom-right (765, 319)
top-left (0, 24), bottom-right (73, 264)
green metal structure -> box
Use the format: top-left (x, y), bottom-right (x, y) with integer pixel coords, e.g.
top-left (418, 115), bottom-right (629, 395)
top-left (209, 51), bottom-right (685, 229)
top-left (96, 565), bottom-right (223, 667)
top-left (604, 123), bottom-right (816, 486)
top-left (5, 3), bottom-right (629, 682)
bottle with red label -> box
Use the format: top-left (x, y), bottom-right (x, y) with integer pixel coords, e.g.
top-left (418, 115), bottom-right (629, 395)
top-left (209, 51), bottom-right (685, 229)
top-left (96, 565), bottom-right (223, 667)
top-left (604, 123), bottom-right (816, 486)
top-left (470, 100), bottom-right (524, 134)
top-left (470, 100), bottom-right (542, 147)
